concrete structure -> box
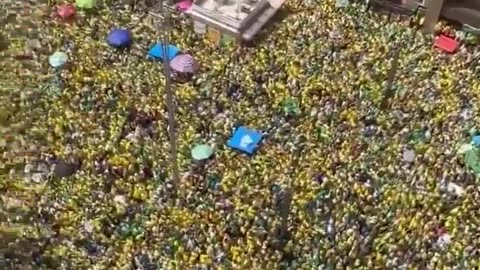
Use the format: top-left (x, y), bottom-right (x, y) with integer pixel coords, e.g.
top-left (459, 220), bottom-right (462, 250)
top-left (187, 0), bottom-right (286, 43)
top-left (423, 0), bottom-right (445, 33)
top-left (424, 0), bottom-right (480, 33)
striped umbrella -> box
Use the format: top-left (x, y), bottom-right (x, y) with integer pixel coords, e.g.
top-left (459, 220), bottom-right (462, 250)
top-left (169, 54), bottom-right (199, 73)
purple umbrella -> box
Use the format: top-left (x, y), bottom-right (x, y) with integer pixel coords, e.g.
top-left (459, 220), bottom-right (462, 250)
top-left (169, 54), bottom-right (199, 73)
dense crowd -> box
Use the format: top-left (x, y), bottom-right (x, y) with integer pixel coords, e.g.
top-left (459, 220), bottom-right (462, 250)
top-left (2, 0), bottom-right (480, 269)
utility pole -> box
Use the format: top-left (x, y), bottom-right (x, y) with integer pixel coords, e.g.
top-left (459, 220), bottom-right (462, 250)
top-left (150, 0), bottom-right (180, 191)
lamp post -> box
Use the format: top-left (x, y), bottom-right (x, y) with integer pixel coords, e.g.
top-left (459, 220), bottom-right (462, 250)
top-left (380, 46), bottom-right (401, 110)
top-left (151, 0), bottom-right (180, 191)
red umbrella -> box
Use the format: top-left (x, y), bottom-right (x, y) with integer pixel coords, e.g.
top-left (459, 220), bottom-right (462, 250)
top-left (57, 4), bottom-right (76, 19)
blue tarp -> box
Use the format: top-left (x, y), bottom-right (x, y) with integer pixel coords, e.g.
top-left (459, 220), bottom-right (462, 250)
top-left (148, 43), bottom-right (180, 61)
top-left (227, 126), bottom-right (263, 155)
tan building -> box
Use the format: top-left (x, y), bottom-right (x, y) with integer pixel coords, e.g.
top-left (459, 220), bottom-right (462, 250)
top-left (186, 0), bottom-right (286, 44)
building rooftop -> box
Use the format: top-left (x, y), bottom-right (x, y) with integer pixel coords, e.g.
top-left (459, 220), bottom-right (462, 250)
top-left (194, 0), bottom-right (261, 21)
top-left (188, 0), bottom-right (286, 41)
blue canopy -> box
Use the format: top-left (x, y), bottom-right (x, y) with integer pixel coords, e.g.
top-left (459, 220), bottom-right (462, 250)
top-left (148, 43), bottom-right (180, 61)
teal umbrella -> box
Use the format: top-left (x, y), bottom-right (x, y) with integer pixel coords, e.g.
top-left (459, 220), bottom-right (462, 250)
top-left (465, 149), bottom-right (480, 174)
top-left (76, 0), bottom-right (96, 9)
top-left (191, 144), bottom-right (213, 160)
top-left (49, 51), bottom-right (68, 68)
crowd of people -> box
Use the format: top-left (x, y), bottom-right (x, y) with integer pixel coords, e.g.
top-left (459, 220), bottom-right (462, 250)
top-left (2, 0), bottom-right (480, 269)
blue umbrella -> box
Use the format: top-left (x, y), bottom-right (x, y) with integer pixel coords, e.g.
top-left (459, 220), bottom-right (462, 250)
top-left (107, 29), bottom-right (132, 48)
top-left (473, 135), bottom-right (480, 146)
top-left (148, 43), bottom-right (180, 61)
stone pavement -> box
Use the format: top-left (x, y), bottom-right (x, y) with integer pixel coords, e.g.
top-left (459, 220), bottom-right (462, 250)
top-left (0, 0), bottom-right (51, 180)
top-left (1, 0), bottom-right (49, 43)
